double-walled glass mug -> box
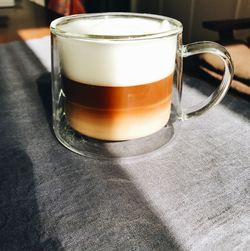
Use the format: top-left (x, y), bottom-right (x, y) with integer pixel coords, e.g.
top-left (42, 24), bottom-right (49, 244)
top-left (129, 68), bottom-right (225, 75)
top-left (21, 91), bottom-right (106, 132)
top-left (50, 13), bottom-right (233, 159)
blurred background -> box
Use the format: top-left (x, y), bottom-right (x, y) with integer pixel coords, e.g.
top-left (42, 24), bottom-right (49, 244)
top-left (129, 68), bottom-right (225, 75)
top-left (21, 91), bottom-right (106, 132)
top-left (1, 0), bottom-right (250, 98)
top-left (0, 0), bottom-right (250, 43)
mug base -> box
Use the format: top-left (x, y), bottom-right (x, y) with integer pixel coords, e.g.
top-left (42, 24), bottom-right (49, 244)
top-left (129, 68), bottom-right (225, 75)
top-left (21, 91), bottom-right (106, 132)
top-left (54, 120), bottom-right (175, 160)
top-left (53, 110), bottom-right (178, 160)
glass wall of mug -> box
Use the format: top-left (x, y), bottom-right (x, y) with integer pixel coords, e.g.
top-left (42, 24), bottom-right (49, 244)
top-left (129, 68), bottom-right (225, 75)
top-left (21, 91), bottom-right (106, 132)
top-left (50, 13), bottom-right (233, 159)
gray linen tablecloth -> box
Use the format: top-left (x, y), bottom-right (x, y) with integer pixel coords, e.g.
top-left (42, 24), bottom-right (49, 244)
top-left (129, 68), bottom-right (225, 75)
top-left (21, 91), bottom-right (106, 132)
top-left (0, 37), bottom-right (249, 251)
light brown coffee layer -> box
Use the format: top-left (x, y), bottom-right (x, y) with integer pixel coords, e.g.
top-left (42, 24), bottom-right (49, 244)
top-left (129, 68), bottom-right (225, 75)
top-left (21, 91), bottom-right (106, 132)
top-left (63, 75), bottom-right (173, 140)
top-left (65, 101), bottom-right (171, 140)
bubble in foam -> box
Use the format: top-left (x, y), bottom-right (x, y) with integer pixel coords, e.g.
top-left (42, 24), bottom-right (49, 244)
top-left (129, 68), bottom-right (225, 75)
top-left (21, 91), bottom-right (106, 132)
top-left (58, 16), bottom-right (172, 36)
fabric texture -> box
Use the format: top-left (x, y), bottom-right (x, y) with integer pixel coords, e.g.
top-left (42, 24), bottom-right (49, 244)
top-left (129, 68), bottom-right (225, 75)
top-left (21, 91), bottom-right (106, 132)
top-left (0, 38), bottom-right (250, 251)
top-left (198, 42), bottom-right (250, 96)
top-left (200, 43), bottom-right (250, 79)
top-left (200, 65), bottom-right (250, 96)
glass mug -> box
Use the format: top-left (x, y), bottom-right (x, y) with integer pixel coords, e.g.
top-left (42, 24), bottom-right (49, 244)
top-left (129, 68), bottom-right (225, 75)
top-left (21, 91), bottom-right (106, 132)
top-left (50, 13), bottom-right (233, 159)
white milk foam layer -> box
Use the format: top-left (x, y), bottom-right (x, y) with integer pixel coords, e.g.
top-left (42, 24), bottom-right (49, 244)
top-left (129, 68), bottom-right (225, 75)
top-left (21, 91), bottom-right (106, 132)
top-left (57, 17), bottom-right (177, 86)
top-left (59, 17), bottom-right (172, 36)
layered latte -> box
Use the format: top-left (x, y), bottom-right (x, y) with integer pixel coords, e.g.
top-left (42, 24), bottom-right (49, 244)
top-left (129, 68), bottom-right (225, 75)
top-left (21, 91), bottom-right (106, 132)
top-left (57, 16), bottom-right (177, 140)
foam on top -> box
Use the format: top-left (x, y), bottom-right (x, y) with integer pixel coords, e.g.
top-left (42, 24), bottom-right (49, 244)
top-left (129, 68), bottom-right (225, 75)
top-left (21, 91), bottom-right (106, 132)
top-left (58, 17), bottom-right (172, 36)
top-left (56, 16), bottom-right (177, 86)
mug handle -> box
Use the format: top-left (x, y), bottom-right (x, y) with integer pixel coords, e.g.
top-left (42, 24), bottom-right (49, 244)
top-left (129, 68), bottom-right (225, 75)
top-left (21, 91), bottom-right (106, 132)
top-left (179, 41), bottom-right (234, 120)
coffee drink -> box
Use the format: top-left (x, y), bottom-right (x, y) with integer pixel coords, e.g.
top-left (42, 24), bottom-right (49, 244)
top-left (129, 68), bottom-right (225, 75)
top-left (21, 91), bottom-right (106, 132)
top-left (57, 16), bottom-right (177, 140)
top-left (63, 74), bottom-right (173, 140)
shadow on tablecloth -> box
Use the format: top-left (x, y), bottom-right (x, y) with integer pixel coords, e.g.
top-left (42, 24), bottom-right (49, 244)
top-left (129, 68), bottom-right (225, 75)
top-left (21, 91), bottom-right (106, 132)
top-left (0, 40), bottom-right (183, 250)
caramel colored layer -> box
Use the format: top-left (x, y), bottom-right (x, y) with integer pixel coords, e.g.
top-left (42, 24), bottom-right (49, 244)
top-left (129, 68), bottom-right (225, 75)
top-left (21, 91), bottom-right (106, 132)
top-left (62, 75), bottom-right (173, 140)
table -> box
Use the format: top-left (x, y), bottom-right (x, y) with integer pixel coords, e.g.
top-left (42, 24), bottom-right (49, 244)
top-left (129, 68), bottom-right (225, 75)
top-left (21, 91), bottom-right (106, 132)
top-left (0, 37), bottom-right (249, 250)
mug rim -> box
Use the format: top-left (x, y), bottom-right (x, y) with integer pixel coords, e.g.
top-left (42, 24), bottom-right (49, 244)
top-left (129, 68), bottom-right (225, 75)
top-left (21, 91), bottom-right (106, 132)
top-left (50, 12), bottom-right (183, 41)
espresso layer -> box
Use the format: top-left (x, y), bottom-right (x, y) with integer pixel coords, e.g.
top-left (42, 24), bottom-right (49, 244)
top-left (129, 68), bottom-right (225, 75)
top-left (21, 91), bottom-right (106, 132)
top-left (63, 75), bottom-right (173, 140)
top-left (63, 75), bottom-right (172, 109)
